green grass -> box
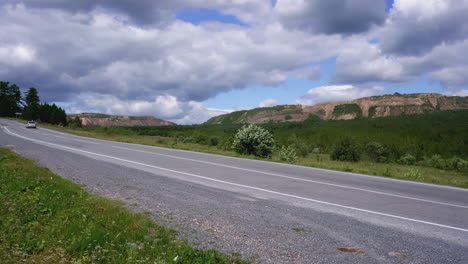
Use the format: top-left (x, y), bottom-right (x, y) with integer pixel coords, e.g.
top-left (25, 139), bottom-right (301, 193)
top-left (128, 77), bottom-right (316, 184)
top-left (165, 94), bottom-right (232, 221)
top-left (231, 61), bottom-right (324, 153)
top-left (0, 148), bottom-right (249, 264)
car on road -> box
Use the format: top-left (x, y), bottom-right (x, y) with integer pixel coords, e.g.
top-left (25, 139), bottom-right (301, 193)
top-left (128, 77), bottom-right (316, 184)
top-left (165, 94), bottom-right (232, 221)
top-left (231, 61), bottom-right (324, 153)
top-left (26, 121), bottom-right (37, 128)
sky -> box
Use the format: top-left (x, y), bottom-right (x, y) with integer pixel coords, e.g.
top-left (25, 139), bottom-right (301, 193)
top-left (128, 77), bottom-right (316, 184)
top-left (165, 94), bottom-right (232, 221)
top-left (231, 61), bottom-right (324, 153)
top-left (1, 0), bottom-right (467, 124)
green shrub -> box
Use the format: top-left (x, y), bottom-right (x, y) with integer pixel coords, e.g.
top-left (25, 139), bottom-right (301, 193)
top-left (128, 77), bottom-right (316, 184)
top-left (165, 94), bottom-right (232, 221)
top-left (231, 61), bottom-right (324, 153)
top-left (193, 134), bottom-right (209, 145)
top-left (331, 138), bottom-right (361, 162)
top-left (210, 137), bottom-right (219, 146)
top-left (427, 154), bottom-right (447, 169)
top-left (232, 124), bottom-right (275, 157)
top-left (446, 157), bottom-right (468, 171)
top-left (218, 136), bottom-right (234, 150)
top-left (311, 147), bottom-right (322, 154)
top-left (365, 142), bottom-right (390, 163)
top-left (279, 145), bottom-right (298, 163)
top-left (287, 134), bottom-right (310, 157)
top-left (399, 154), bottom-right (416, 165)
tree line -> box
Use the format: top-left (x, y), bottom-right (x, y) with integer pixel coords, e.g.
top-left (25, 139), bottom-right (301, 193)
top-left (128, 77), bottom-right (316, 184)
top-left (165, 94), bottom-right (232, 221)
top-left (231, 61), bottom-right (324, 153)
top-left (0, 81), bottom-right (68, 126)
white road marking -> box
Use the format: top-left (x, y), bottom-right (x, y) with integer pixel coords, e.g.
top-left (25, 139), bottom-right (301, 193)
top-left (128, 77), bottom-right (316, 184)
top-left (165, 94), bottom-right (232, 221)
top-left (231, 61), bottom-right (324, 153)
top-left (36, 131), bottom-right (100, 145)
top-left (112, 145), bottom-right (468, 209)
top-left (4, 126), bottom-right (468, 233)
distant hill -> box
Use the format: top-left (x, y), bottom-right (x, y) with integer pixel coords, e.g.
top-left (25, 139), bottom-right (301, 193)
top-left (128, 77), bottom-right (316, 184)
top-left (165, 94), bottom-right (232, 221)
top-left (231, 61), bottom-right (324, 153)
top-left (68, 113), bottom-right (176, 127)
top-left (205, 93), bottom-right (468, 125)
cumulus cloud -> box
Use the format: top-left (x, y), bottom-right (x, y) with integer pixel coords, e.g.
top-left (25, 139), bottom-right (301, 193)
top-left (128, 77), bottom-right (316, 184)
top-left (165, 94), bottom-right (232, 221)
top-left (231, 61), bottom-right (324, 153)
top-left (297, 85), bottom-right (386, 105)
top-left (258, 98), bottom-right (279, 108)
top-left (275, 0), bottom-right (386, 34)
top-left (333, 1), bottom-right (468, 94)
top-left (66, 94), bottom-right (232, 124)
top-left (333, 41), bottom-right (408, 84)
top-left (379, 0), bottom-right (468, 55)
top-left (0, 4), bottom-right (340, 103)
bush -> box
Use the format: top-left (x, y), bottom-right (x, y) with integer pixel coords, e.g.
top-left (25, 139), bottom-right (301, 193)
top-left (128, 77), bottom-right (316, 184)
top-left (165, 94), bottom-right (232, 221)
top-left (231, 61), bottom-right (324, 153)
top-left (218, 136), bottom-right (234, 150)
top-left (398, 154), bottom-right (416, 165)
top-left (446, 157), bottom-right (468, 171)
top-left (279, 145), bottom-right (298, 163)
top-left (366, 142), bottom-right (390, 163)
top-left (232, 124), bottom-right (275, 157)
top-left (287, 134), bottom-right (310, 157)
top-left (209, 137), bottom-right (219, 146)
top-left (417, 155), bottom-right (468, 171)
top-left (427, 154), bottom-right (447, 169)
top-left (331, 138), bottom-right (361, 162)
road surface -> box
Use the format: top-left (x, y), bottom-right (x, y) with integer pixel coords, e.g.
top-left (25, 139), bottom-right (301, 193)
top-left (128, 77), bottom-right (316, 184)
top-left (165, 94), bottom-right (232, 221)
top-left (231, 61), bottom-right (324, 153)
top-left (1, 119), bottom-right (467, 263)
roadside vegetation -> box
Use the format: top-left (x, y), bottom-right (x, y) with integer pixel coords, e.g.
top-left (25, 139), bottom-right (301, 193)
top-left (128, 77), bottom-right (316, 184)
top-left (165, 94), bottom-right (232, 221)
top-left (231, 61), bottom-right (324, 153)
top-left (1, 81), bottom-right (67, 125)
top-left (26, 109), bottom-right (467, 188)
top-left (0, 147), bottom-right (249, 264)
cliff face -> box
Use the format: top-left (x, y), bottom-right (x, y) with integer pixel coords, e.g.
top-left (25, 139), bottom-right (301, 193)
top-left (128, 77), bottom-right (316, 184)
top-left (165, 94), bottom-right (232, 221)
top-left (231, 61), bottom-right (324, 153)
top-left (205, 93), bottom-right (468, 124)
top-left (68, 113), bottom-right (176, 127)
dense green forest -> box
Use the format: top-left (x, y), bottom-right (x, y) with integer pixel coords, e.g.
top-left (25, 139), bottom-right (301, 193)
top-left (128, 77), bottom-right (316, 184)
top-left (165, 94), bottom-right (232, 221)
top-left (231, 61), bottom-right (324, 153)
top-left (0, 81), bottom-right (67, 125)
top-left (83, 110), bottom-right (468, 161)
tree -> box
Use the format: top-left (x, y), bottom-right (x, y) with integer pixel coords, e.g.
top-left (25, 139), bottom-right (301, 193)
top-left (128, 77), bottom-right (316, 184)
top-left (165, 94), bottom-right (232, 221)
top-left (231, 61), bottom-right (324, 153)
top-left (331, 138), bottom-right (361, 162)
top-left (366, 142), bottom-right (390, 163)
top-left (23, 87), bottom-right (40, 120)
top-left (0, 81), bottom-right (23, 117)
top-left (39, 102), bottom-right (68, 125)
top-left (69, 116), bottom-right (83, 128)
top-left (232, 124), bottom-right (275, 157)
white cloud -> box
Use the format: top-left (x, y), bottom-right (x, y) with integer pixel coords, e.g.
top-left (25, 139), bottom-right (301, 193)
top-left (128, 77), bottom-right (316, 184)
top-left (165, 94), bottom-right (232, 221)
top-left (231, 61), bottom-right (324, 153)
top-left (258, 98), bottom-right (279, 107)
top-left (379, 0), bottom-right (468, 55)
top-left (0, 44), bottom-right (36, 65)
top-left (0, 5), bottom-right (344, 102)
top-left (66, 94), bottom-right (232, 124)
top-left (333, 41), bottom-right (408, 84)
top-left (297, 85), bottom-right (386, 105)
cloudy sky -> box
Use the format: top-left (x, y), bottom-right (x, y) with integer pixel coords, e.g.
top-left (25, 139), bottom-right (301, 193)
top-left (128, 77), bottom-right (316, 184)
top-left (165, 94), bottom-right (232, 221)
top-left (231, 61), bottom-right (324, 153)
top-left (1, 0), bottom-right (467, 124)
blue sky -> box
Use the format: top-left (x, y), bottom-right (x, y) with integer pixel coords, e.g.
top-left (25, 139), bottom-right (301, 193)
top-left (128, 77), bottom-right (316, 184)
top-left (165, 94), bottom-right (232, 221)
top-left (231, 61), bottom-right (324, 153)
top-left (1, 0), bottom-right (467, 124)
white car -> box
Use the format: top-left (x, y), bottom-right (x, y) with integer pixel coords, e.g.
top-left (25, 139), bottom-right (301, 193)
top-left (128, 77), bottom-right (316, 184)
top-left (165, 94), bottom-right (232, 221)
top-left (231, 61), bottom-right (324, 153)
top-left (26, 121), bottom-right (37, 128)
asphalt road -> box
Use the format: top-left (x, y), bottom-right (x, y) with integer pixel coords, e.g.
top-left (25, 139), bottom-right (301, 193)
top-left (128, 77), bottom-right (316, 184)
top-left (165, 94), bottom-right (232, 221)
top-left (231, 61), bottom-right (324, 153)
top-left (1, 119), bottom-right (467, 263)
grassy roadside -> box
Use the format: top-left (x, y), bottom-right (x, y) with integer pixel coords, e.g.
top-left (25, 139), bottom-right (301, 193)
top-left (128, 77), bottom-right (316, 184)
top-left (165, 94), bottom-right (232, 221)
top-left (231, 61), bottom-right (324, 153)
top-left (0, 147), bottom-right (249, 264)
top-left (30, 121), bottom-right (468, 188)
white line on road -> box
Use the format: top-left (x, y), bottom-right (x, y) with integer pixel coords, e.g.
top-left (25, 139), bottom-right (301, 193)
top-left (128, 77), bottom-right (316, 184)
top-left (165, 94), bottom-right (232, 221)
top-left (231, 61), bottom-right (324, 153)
top-left (4, 126), bottom-right (468, 233)
top-left (36, 131), bottom-right (100, 145)
top-left (113, 145), bottom-right (468, 209)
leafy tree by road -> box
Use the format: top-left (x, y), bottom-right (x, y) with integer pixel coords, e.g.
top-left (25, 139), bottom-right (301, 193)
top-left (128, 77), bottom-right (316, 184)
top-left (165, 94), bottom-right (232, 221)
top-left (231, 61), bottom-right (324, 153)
top-left (232, 124), bottom-right (275, 157)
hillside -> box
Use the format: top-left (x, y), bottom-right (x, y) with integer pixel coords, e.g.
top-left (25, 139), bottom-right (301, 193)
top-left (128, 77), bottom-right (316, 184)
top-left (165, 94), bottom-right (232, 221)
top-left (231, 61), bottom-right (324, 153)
top-left (68, 113), bottom-right (176, 127)
top-left (205, 93), bottom-right (468, 124)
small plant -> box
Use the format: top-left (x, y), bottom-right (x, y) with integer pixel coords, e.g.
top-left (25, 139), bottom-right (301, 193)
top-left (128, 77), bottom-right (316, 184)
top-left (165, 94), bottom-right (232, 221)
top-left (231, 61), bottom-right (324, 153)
top-left (331, 138), bottom-right (361, 162)
top-left (232, 124), bottom-right (275, 157)
top-left (279, 145), bottom-right (298, 163)
top-left (399, 153), bottom-right (416, 165)
top-left (366, 142), bottom-right (389, 163)
top-left (403, 169), bottom-right (422, 180)
top-left (382, 167), bottom-right (392, 177)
